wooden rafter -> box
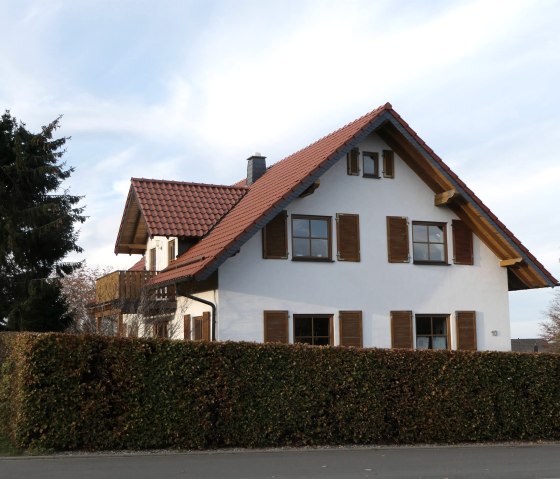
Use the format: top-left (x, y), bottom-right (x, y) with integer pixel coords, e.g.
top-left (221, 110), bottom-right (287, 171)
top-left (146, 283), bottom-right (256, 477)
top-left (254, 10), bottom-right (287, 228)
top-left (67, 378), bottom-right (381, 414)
top-left (435, 189), bottom-right (460, 206)
top-left (500, 257), bottom-right (523, 267)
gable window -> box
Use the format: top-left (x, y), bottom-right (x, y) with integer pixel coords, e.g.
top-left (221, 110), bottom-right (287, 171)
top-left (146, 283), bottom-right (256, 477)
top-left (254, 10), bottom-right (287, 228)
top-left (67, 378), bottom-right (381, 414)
top-left (168, 240), bottom-right (175, 266)
top-left (363, 151), bottom-right (379, 178)
top-left (294, 314), bottom-right (332, 345)
top-left (415, 315), bottom-right (449, 350)
top-left (292, 215), bottom-right (332, 261)
top-left (412, 221), bottom-right (447, 264)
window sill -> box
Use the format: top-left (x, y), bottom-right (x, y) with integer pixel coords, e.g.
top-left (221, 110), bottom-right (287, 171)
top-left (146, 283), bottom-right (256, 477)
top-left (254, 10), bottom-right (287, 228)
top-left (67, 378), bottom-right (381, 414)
top-left (413, 261), bottom-right (450, 266)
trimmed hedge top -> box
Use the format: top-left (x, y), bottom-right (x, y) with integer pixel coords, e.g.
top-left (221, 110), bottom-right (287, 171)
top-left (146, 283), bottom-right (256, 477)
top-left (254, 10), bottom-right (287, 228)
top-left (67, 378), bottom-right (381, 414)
top-left (0, 333), bottom-right (559, 451)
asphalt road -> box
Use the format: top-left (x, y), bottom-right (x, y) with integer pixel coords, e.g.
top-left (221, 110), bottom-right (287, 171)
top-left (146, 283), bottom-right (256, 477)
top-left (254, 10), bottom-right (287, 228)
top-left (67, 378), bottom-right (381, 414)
top-left (1, 444), bottom-right (560, 479)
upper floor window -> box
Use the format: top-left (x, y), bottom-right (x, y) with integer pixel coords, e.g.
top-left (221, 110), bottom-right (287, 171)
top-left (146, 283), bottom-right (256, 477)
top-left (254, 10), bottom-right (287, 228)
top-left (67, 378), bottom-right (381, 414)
top-left (412, 221), bottom-right (447, 264)
top-left (363, 151), bottom-right (379, 178)
top-left (292, 215), bottom-right (332, 261)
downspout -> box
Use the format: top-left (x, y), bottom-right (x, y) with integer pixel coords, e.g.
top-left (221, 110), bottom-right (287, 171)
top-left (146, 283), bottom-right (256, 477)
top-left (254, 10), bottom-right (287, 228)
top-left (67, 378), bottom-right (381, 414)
top-left (186, 293), bottom-right (217, 341)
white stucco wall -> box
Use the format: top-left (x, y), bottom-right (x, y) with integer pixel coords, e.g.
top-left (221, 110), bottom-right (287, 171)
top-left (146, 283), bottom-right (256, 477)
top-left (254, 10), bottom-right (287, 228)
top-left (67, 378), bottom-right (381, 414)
top-left (146, 236), bottom-right (178, 271)
top-left (169, 292), bottom-right (217, 340)
top-left (213, 132), bottom-right (511, 351)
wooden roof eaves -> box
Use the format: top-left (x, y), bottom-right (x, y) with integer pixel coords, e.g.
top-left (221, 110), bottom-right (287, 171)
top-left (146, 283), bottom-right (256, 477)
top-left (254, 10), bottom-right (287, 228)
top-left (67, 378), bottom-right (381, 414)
top-left (114, 186), bottom-right (151, 255)
top-left (193, 113), bottom-right (392, 281)
top-left (383, 114), bottom-right (557, 289)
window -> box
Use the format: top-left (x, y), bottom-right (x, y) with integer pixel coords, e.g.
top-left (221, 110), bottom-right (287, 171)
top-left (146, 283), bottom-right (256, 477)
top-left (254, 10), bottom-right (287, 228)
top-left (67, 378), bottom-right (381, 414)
top-left (363, 151), bottom-right (379, 178)
top-left (294, 314), bottom-right (332, 345)
top-left (168, 240), bottom-right (175, 266)
top-left (153, 321), bottom-right (169, 338)
top-left (149, 247), bottom-right (156, 271)
top-left (415, 315), bottom-right (449, 350)
top-left (292, 215), bottom-right (332, 261)
top-left (412, 221), bottom-right (447, 264)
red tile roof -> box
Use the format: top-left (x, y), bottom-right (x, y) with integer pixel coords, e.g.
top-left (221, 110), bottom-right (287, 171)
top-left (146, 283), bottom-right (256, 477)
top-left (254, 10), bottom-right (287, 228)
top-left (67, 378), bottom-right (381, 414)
top-left (130, 178), bottom-right (247, 238)
top-left (150, 103), bottom-right (557, 289)
top-left (128, 257), bottom-right (145, 271)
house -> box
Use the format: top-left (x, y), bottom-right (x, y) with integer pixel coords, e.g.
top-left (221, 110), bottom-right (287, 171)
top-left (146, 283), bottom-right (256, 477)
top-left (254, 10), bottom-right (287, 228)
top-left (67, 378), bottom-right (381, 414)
top-left (94, 103), bottom-right (558, 351)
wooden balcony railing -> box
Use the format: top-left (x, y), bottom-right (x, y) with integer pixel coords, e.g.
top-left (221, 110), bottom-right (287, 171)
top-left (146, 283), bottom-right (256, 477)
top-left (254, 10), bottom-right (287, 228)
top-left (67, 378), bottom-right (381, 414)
top-left (95, 270), bottom-right (175, 305)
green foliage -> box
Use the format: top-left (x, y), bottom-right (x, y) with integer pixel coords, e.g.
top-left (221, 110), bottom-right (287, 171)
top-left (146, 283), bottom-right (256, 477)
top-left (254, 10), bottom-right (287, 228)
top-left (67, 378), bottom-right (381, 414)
top-left (0, 111), bottom-right (85, 331)
top-left (0, 333), bottom-right (559, 451)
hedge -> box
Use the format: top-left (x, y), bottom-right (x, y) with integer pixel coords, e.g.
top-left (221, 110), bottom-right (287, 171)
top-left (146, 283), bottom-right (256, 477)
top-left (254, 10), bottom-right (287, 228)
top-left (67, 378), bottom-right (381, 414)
top-left (0, 332), bottom-right (559, 451)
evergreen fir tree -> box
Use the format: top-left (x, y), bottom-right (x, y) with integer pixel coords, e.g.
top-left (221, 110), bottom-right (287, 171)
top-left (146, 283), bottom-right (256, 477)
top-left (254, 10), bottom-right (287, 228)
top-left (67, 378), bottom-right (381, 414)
top-left (0, 111), bottom-right (85, 331)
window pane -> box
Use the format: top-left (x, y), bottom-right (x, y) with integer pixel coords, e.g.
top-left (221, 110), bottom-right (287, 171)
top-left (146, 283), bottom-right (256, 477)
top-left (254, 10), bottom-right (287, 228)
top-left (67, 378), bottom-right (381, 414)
top-left (295, 317), bottom-right (312, 337)
top-left (293, 238), bottom-right (309, 257)
top-left (428, 225), bottom-right (444, 243)
top-left (416, 317), bottom-right (432, 335)
top-left (296, 337), bottom-right (313, 345)
top-left (412, 224), bottom-right (427, 242)
top-left (363, 156), bottom-right (376, 176)
top-left (432, 337), bottom-right (447, 350)
top-left (433, 317), bottom-right (447, 335)
top-left (310, 219), bottom-right (327, 238)
top-left (413, 243), bottom-right (429, 261)
top-left (314, 337), bottom-right (330, 346)
top-left (416, 336), bottom-right (430, 349)
top-left (293, 219), bottom-right (309, 237)
top-left (429, 243), bottom-right (445, 262)
top-left (313, 317), bottom-right (330, 336)
top-left (311, 239), bottom-right (328, 258)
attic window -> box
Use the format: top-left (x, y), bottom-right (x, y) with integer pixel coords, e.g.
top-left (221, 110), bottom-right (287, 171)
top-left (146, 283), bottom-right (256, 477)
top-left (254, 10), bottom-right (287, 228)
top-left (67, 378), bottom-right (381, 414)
top-left (363, 152), bottom-right (379, 178)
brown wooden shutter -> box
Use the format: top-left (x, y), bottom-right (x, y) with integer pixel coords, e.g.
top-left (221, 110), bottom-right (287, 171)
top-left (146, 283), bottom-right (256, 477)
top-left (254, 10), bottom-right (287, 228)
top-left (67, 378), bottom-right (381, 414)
top-left (202, 312), bottom-right (211, 341)
top-left (347, 148), bottom-right (359, 175)
top-left (452, 220), bottom-right (473, 265)
top-left (456, 311), bottom-right (477, 350)
top-left (262, 211), bottom-right (288, 259)
top-left (383, 150), bottom-right (394, 178)
top-left (391, 311), bottom-right (413, 349)
top-left (387, 216), bottom-right (409, 263)
top-left (149, 247), bottom-right (156, 271)
top-left (263, 311), bottom-right (289, 343)
top-left (339, 311), bottom-right (363, 347)
top-left (183, 314), bottom-right (191, 340)
top-left (336, 213), bottom-right (360, 262)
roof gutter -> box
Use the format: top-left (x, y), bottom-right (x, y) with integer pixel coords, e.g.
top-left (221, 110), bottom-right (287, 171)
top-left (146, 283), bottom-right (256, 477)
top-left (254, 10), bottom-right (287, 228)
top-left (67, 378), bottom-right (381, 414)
top-left (186, 293), bottom-right (217, 341)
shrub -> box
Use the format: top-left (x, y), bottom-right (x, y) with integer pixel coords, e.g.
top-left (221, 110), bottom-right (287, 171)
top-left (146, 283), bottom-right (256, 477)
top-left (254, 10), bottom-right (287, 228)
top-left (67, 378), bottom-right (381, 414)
top-left (0, 333), bottom-right (559, 451)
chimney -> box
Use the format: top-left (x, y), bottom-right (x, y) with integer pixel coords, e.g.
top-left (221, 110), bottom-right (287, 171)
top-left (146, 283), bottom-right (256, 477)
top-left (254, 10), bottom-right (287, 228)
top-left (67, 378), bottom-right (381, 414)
top-left (246, 153), bottom-right (266, 186)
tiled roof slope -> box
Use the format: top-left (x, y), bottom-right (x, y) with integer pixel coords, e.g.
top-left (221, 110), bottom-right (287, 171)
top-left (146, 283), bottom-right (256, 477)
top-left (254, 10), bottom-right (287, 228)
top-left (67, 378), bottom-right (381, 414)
top-left (153, 103), bottom-right (558, 288)
top-left (130, 179), bottom-right (247, 238)
top-left (128, 257), bottom-right (145, 271)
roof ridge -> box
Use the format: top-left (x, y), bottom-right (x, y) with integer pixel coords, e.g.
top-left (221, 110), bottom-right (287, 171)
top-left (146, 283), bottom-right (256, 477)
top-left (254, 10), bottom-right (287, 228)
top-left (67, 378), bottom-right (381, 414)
top-left (131, 177), bottom-right (248, 190)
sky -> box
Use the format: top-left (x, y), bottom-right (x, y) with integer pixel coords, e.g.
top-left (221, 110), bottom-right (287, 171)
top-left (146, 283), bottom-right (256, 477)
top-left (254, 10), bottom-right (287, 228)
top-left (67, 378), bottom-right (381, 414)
top-left (1, 0), bottom-right (559, 338)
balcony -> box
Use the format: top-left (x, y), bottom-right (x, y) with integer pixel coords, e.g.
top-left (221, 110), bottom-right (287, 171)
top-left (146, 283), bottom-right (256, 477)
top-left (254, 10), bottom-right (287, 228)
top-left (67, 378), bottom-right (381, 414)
top-left (91, 270), bottom-right (176, 318)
